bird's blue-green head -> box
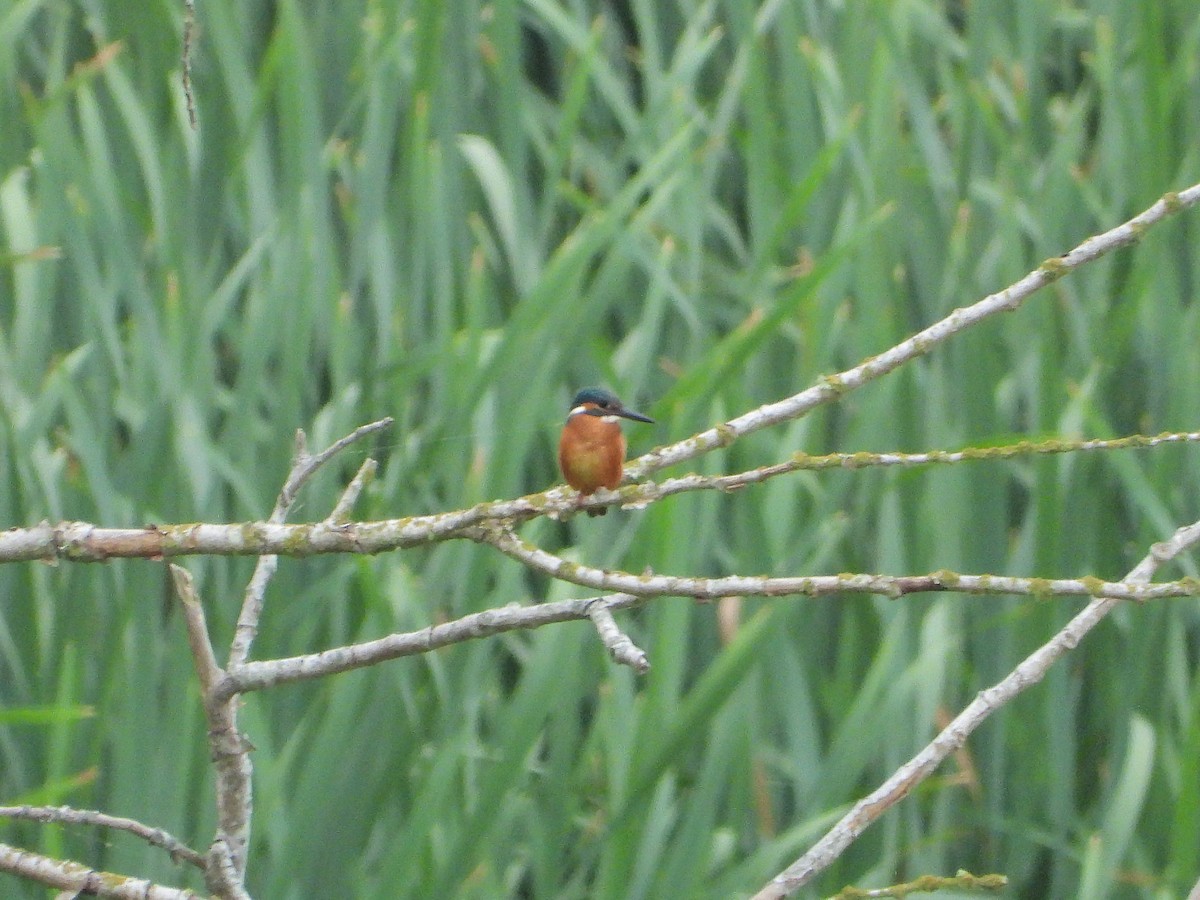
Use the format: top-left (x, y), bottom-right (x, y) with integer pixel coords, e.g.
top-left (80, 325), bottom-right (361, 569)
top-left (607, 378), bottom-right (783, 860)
top-left (567, 388), bottom-right (654, 423)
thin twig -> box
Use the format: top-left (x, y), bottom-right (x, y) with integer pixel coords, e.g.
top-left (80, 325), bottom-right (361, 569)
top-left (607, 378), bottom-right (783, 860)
top-left (326, 457), bottom-right (377, 524)
top-left (824, 870), bottom-right (1007, 898)
top-left (228, 417), bottom-right (391, 668)
top-left (217, 594), bottom-right (643, 699)
top-left (279, 418), bottom-right (393, 513)
top-left (637, 430), bottom-right (1200, 502)
top-left (212, 531), bottom-right (1200, 694)
top-left (171, 565), bottom-right (222, 697)
top-left (0, 805), bottom-right (205, 870)
top-left (0, 841), bottom-right (202, 899)
top-left (752, 519), bottom-right (1200, 898)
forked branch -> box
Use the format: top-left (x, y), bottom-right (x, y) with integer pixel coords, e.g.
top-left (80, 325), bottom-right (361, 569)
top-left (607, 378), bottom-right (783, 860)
top-left (751, 519), bottom-right (1200, 898)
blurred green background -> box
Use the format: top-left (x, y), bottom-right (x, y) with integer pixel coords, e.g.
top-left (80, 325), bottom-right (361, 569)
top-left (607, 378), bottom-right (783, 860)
top-left (2, 1), bottom-right (1200, 897)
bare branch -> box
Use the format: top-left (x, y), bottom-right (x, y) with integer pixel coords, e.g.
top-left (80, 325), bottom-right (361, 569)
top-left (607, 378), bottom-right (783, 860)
top-left (0, 805), bottom-right (204, 869)
top-left (2, 182), bottom-right (1196, 898)
top-left (473, 525), bottom-right (1200, 603)
top-left (168, 565), bottom-right (250, 894)
top-left (204, 541), bottom-right (1200, 700)
top-left (0, 841), bottom-right (202, 899)
top-left (277, 418), bottom-right (392, 514)
top-left (205, 837), bottom-right (251, 900)
top-left (171, 565), bottom-right (222, 698)
top-left (619, 430), bottom-right (1200, 507)
top-left (587, 600), bottom-right (650, 672)
top-left (624, 184), bottom-right (1200, 482)
top-left (170, 421), bottom-right (391, 895)
top-left (216, 594), bottom-right (643, 699)
top-left (4, 427), bottom-right (1195, 564)
top-left (326, 457), bottom-right (377, 524)
top-left (752, 518), bottom-right (1200, 898)
top-left (0, 191), bottom-right (1196, 567)
top-left (229, 546), bottom-right (282, 670)
top-left (228, 417), bottom-right (391, 669)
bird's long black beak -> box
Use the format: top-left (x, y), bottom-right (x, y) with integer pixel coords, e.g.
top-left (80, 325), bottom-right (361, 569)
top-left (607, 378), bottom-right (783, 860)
top-left (616, 405), bottom-right (654, 424)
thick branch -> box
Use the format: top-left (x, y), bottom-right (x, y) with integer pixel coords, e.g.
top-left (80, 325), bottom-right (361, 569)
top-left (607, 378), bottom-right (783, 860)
top-left (3, 429), bottom-right (1196, 563)
top-left (0, 514), bottom-right (506, 562)
top-left (0, 841), bottom-right (202, 899)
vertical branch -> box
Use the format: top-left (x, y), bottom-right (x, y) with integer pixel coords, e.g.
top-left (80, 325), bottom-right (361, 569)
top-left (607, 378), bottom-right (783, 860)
top-left (169, 565), bottom-right (252, 899)
top-left (226, 430), bottom-right (306, 670)
top-left (228, 419), bottom-right (390, 668)
top-left (182, 418), bottom-right (388, 895)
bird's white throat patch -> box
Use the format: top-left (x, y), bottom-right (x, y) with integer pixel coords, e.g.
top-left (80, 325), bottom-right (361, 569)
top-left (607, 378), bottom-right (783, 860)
top-left (568, 405), bottom-right (620, 424)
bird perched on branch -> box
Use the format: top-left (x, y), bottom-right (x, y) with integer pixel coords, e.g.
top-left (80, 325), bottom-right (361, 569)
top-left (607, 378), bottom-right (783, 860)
top-left (558, 387), bottom-right (654, 516)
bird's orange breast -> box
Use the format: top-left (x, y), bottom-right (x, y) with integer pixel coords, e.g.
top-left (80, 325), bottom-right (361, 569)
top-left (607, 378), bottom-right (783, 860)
top-left (558, 416), bottom-right (627, 494)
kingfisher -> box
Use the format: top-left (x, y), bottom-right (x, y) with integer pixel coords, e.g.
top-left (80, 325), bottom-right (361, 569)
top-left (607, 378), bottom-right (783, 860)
top-left (558, 387), bottom-right (654, 516)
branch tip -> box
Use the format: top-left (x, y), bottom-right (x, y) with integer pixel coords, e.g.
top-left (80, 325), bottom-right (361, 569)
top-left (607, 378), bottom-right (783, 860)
top-left (0, 805), bottom-right (205, 871)
top-left (327, 457), bottom-right (377, 524)
top-left (588, 601), bottom-right (650, 673)
top-left (169, 564), bottom-right (222, 697)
